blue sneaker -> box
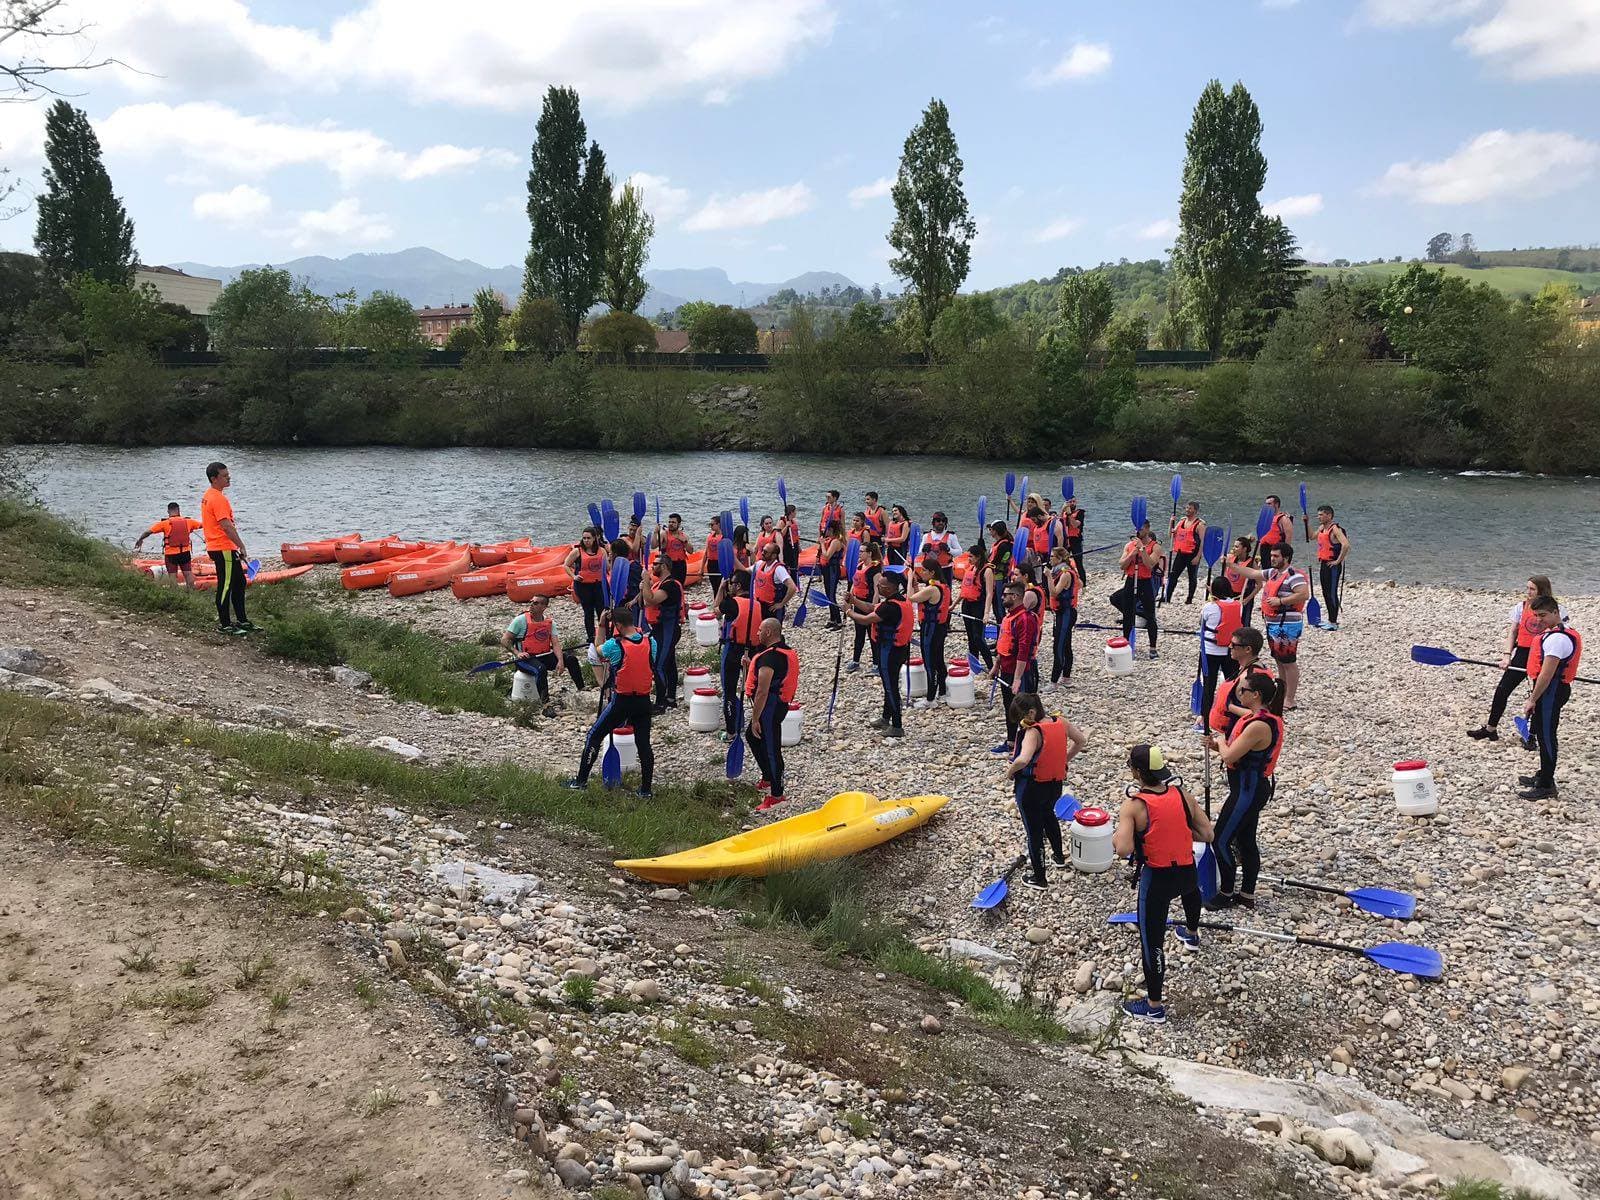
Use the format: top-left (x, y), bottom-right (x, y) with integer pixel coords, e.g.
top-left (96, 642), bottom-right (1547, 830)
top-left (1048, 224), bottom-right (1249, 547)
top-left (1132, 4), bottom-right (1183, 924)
top-left (563, 778), bottom-right (586, 791)
top-left (1174, 926), bottom-right (1200, 951)
top-left (990, 743), bottom-right (1011, 755)
top-left (1122, 997), bottom-right (1167, 1024)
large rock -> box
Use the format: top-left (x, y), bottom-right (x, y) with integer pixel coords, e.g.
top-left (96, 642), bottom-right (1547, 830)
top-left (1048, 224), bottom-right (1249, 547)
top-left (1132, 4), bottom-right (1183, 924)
top-left (331, 665), bottom-right (373, 690)
top-left (368, 735), bottom-right (424, 761)
top-left (77, 677), bottom-right (176, 716)
top-left (1308, 1127), bottom-right (1374, 1170)
top-left (0, 667), bottom-right (68, 700)
top-left (0, 646), bottom-right (50, 676)
top-left (551, 1159), bottom-right (591, 1189)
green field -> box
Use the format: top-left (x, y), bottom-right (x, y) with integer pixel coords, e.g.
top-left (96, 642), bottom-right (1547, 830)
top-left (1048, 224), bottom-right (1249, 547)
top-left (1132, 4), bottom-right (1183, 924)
top-left (1307, 260), bottom-right (1600, 298)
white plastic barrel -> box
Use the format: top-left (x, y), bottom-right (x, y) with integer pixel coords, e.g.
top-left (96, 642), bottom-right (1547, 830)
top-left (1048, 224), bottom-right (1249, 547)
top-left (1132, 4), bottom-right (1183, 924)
top-left (511, 668), bottom-right (539, 703)
top-left (683, 665), bottom-right (715, 695)
top-left (612, 726), bottom-right (639, 773)
top-left (687, 600), bottom-right (707, 616)
top-left (149, 563), bottom-right (168, 580)
top-left (1104, 637), bottom-right (1135, 675)
top-left (692, 612), bottom-right (720, 647)
top-left (687, 687), bottom-right (721, 732)
top-left (781, 703), bottom-right (803, 746)
top-left (945, 664), bottom-right (976, 708)
top-left (901, 657), bottom-right (927, 699)
top-left (1392, 759), bottom-right (1438, 816)
top-left (1071, 807), bottom-right (1116, 874)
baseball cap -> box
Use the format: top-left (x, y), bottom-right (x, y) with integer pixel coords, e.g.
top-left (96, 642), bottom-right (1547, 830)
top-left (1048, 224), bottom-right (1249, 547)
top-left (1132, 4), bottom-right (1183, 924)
top-left (1128, 743), bottom-right (1172, 781)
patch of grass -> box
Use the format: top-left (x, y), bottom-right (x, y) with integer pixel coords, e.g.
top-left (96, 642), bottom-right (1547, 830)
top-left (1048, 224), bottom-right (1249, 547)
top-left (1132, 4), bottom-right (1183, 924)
top-left (562, 975), bottom-right (596, 1009)
top-left (719, 957), bottom-right (777, 1001)
top-left (549, 1073), bottom-right (579, 1116)
top-left (1439, 1182), bottom-right (1542, 1200)
top-left (360, 1085), bottom-right (401, 1117)
top-left (354, 979), bottom-right (380, 1009)
top-left (839, 1109), bottom-right (873, 1139)
top-left (660, 1020), bottom-right (721, 1068)
top-left (131, 985), bottom-right (215, 1016)
top-left (86, 1097), bottom-right (117, 1136)
top-left (337, 1167), bottom-right (368, 1193)
top-left (268, 988), bottom-right (290, 1014)
top-left (119, 946), bottom-right (157, 973)
top-left (176, 959), bottom-right (199, 978)
top-left (592, 1188), bottom-right (635, 1200)
top-left (233, 952), bottom-right (275, 989)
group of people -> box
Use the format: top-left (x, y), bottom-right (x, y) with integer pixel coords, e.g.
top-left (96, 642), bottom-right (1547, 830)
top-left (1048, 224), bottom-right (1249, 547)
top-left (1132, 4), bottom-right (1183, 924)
top-left (132, 460), bottom-right (253, 635)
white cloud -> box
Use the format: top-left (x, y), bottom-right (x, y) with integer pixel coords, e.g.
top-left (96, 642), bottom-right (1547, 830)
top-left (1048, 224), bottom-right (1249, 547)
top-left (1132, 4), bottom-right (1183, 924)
top-left (1359, 0), bottom-right (1485, 27)
top-left (847, 176), bottom-right (893, 207)
top-left (0, 103), bottom-right (46, 164)
top-left (1457, 0), bottom-right (1600, 80)
top-left (97, 102), bottom-right (512, 185)
top-left (193, 184), bottom-right (272, 225)
top-left (625, 172), bottom-right (691, 222)
top-left (1137, 218), bottom-right (1178, 240)
top-left (1264, 193), bottom-right (1324, 218)
top-left (281, 197), bottom-right (395, 250)
top-left (1373, 129), bottom-right (1600, 203)
top-left (482, 194), bottom-right (522, 215)
top-left (1034, 216), bottom-right (1082, 243)
top-left (682, 182), bottom-right (813, 232)
top-left (61, 0), bottom-right (835, 111)
top-left (1027, 41), bottom-right (1112, 86)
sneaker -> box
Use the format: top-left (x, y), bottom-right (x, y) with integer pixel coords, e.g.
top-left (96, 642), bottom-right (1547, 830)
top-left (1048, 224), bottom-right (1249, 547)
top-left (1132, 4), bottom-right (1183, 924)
top-left (913, 698), bottom-right (932, 709)
top-left (990, 743), bottom-right (1012, 755)
top-left (1122, 997), bottom-right (1167, 1024)
top-left (1021, 877), bottom-right (1048, 890)
top-left (869, 718), bottom-right (888, 730)
top-left (1324, 622), bottom-right (1339, 631)
top-left (235, 621), bottom-right (259, 633)
top-left (1203, 895), bottom-right (1235, 912)
top-left (652, 704), bottom-right (669, 716)
top-left (1519, 786), bottom-right (1558, 800)
top-left (884, 727), bottom-right (904, 739)
top-left (636, 789), bottom-right (654, 800)
top-left (226, 625), bottom-right (251, 637)
top-left (756, 779), bottom-right (771, 792)
top-left (845, 662), bottom-right (861, 674)
top-left (1148, 648), bottom-right (1159, 660)
top-left (1520, 737), bottom-right (1535, 752)
top-left (1233, 893), bottom-right (1256, 909)
top-left (755, 795), bottom-right (786, 812)
top-left (1519, 774), bottom-right (1539, 787)
top-left (1051, 852), bottom-right (1067, 866)
top-left (1174, 927), bottom-right (1200, 951)
top-left (562, 778), bottom-right (586, 791)
top-left (1467, 726), bottom-right (1500, 741)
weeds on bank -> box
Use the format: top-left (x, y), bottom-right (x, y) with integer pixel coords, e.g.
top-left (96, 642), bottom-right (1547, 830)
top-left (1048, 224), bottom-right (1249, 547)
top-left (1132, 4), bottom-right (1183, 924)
top-left (1441, 1182), bottom-right (1543, 1200)
top-left (360, 1085), bottom-right (401, 1117)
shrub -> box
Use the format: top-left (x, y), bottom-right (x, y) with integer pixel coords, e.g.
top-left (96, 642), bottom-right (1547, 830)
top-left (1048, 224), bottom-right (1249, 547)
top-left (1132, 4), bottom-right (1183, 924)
top-left (687, 305), bottom-right (757, 354)
top-left (586, 311), bottom-right (656, 357)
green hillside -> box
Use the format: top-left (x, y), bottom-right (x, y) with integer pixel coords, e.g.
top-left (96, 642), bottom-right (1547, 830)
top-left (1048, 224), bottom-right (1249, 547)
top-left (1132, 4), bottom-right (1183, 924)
top-left (1307, 261), bottom-right (1600, 298)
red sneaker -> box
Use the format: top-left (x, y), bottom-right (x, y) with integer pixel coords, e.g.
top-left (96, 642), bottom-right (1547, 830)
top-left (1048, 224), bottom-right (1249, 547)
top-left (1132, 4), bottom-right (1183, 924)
top-left (756, 780), bottom-right (771, 793)
top-left (755, 795), bottom-right (786, 812)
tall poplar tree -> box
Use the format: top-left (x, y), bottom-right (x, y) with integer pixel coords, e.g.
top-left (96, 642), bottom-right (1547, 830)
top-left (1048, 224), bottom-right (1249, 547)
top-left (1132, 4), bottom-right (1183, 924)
top-left (524, 86), bottom-right (609, 344)
top-left (887, 98), bottom-right (976, 350)
top-left (33, 100), bottom-right (135, 284)
top-left (1172, 80), bottom-right (1266, 356)
top-left (601, 179), bottom-right (653, 313)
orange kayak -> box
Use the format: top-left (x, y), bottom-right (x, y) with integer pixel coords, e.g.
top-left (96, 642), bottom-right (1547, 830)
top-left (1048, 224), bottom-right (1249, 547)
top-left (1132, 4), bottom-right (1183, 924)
top-left (390, 546), bottom-right (472, 597)
top-left (341, 542), bottom-right (458, 590)
top-left (506, 570), bottom-right (573, 601)
top-left (281, 532), bottom-right (360, 566)
top-left (451, 552), bottom-right (552, 600)
top-left (470, 537), bottom-right (534, 568)
top-left (334, 535), bottom-right (429, 564)
top-left (195, 565), bottom-right (315, 589)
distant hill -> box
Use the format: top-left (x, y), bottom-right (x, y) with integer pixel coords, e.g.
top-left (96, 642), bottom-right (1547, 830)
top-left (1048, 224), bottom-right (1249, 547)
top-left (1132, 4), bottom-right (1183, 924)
top-left (168, 247), bottom-right (857, 316)
top-left (1305, 261), bottom-right (1600, 298)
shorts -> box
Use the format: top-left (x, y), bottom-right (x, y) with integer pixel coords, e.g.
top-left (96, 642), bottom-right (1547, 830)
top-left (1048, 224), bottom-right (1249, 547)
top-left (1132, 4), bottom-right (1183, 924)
top-left (164, 551), bottom-right (192, 571)
top-left (1266, 616), bottom-right (1305, 663)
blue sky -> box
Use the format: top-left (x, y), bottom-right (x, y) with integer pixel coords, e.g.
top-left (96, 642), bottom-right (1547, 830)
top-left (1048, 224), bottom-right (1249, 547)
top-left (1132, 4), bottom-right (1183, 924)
top-left (2, 0), bottom-right (1597, 290)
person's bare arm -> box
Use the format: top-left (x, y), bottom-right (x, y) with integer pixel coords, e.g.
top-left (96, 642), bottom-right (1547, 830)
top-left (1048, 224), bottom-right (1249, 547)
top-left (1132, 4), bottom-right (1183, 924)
top-left (1004, 727), bottom-right (1040, 779)
top-left (1184, 786), bottom-right (1215, 843)
top-left (1112, 797), bottom-right (1141, 857)
top-left (750, 665), bottom-right (774, 736)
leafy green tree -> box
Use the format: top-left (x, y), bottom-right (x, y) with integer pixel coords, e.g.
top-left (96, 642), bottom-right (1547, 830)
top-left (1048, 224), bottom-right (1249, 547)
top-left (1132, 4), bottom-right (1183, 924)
top-left (1453, 232), bottom-right (1478, 267)
top-left (523, 86), bottom-right (609, 345)
top-left (210, 268), bottom-right (325, 355)
top-left (445, 323), bottom-right (482, 352)
top-left (888, 98), bottom-right (976, 349)
top-left (601, 180), bottom-right (653, 313)
top-left (1379, 264), bottom-right (1507, 384)
top-left (1057, 271), bottom-right (1115, 356)
top-left (0, 249), bottom-right (68, 350)
top-left (1425, 232), bottom-right (1453, 263)
top-left (351, 290), bottom-right (424, 353)
top-left (1097, 313), bottom-right (1149, 422)
top-left (472, 287), bottom-right (505, 349)
top-left (1173, 80), bottom-right (1267, 355)
top-left (318, 288), bottom-right (360, 350)
top-left (510, 296), bottom-right (567, 351)
top-left (673, 300), bottom-right (715, 333)
top-left (586, 310), bottom-right (656, 356)
top-left (930, 294), bottom-right (1004, 361)
top-left (33, 100), bottom-right (136, 284)
top-left (69, 277), bottom-right (184, 357)
top-left (686, 304), bottom-right (758, 354)
top-left (1224, 216), bottom-right (1305, 359)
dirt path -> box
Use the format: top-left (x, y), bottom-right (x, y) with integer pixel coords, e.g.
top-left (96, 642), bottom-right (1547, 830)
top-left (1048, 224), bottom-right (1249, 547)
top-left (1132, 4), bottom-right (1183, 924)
top-left (0, 838), bottom-right (540, 1200)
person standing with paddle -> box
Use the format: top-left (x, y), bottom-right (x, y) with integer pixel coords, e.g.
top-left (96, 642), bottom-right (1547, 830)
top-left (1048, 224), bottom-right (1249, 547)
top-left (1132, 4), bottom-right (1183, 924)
top-left (745, 618), bottom-right (799, 812)
top-left (908, 552), bottom-right (952, 707)
top-left (1468, 576), bottom-right (1567, 743)
top-left (1257, 494), bottom-right (1294, 570)
top-left (1117, 522), bottom-right (1161, 659)
top-left (1198, 577), bottom-right (1243, 719)
top-left (818, 517), bottom-right (847, 629)
top-left (1313, 505), bottom-right (1350, 629)
top-left (1165, 501), bottom-right (1206, 605)
top-left (1112, 744), bottom-right (1213, 1024)
top-left (1061, 495), bottom-right (1086, 582)
top-left (565, 529), bottom-right (609, 645)
top-left (1229, 544), bottom-right (1310, 710)
top-left (992, 580), bottom-right (1041, 752)
top-left (1004, 694), bottom-right (1088, 891)
top-left (640, 556), bottom-right (685, 713)
top-left (958, 533), bottom-right (994, 675)
top-left (850, 569), bottom-right (914, 737)
top-left (1205, 672), bottom-right (1284, 911)
top-left (1519, 596), bottom-right (1581, 800)
top-left (1046, 547), bottom-right (1081, 688)
top-left (714, 569), bottom-right (764, 741)
top-left (565, 607), bottom-right (657, 798)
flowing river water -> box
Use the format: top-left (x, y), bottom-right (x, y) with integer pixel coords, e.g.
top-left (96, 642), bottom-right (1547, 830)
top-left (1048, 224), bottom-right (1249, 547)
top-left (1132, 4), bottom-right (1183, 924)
top-left (11, 445), bottom-right (1600, 591)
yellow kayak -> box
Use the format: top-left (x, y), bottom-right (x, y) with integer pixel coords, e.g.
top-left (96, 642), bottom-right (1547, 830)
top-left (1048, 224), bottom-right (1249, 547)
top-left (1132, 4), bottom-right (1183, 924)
top-left (614, 792), bottom-right (950, 884)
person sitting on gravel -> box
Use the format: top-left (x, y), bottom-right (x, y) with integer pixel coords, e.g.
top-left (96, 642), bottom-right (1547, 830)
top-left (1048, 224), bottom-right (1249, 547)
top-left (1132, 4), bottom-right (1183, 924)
top-left (565, 607), bottom-right (657, 797)
top-left (1204, 672), bottom-right (1284, 911)
top-left (1112, 743), bottom-right (1214, 1025)
top-left (1004, 693), bottom-right (1088, 889)
top-left (500, 595), bottom-right (587, 713)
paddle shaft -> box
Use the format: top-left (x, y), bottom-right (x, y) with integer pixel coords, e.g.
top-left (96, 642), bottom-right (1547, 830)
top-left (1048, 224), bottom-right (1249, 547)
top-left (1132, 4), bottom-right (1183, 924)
top-left (1434, 652), bottom-right (1599, 686)
top-left (1200, 921), bottom-right (1384, 961)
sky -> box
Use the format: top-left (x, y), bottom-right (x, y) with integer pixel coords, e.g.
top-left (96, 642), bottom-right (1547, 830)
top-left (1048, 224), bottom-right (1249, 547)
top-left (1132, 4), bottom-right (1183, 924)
top-left (1, 0), bottom-right (1597, 291)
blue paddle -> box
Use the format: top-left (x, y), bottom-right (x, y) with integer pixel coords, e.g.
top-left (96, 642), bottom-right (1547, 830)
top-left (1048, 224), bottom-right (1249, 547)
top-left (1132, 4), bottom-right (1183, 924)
top-left (602, 501), bottom-right (619, 544)
top-left (1130, 495), bottom-right (1147, 531)
top-left (1255, 502), bottom-right (1273, 543)
top-left (1256, 874), bottom-right (1418, 920)
top-left (1298, 484), bottom-right (1324, 628)
top-left (1018, 475), bottom-right (1029, 504)
top-left (777, 476), bottom-right (787, 504)
top-left (1053, 792), bottom-right (1080, 821)
top-left (654, 496), bottom-right (661, 527)
top-left (967, 653), bottom-right (985, 675)
top-left (1011, 528), bottom-right (1028, 573)
top-left (1062, 476), bottom-right (1074, 501)
top-left (1105, 913), bottom-right (1442, 978)
top-left (587, 502), bottom-right (602, 530)
top-left (717, 537), bottom-right (735, 580)
top-left (807, 588), bottom-right (833, 608)
top-left (632, 491), bottom-right (646, 523)
top-left (739, 496), bottom-right (750, 528)
top-left (826, 540), bottom-right (861, 729)
top-left (792, 569), bottom-right (813, 627)
top-left (1515, 715), bottom-right (1531, 743)
top-left (907, 522), bottom-right (922, 565)
top-left (1410, 644), bottom-right (1597, 686)
top-left (720, 510), bottom-right (734, 541)
top-left (245, 558), bottom-right (261, 582)
top-left (1004, 471), bottom-right (1015, 500)
top-left (972, 855), bottom-right (1028, 910)
top-left (977, 495), bottom-right (987, 533)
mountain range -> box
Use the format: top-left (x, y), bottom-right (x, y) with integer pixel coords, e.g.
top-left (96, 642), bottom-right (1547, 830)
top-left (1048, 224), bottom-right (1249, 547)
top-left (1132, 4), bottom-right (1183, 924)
top-left (168, 246), bottom-right (858, 315)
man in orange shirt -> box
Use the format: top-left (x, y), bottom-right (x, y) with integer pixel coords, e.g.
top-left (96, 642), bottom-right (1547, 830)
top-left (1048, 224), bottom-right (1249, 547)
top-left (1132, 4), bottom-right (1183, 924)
top-left (134, 501), bottom-right (203, 589)
top-left (201, 461), bottom-right (252, 634)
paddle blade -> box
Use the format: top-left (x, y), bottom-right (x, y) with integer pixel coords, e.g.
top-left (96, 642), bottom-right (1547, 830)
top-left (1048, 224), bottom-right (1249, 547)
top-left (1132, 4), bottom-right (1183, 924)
top-left (1409, 645), bottom-right (1460, 667)
top-left (655, 496), bottom-right (661, 526)
top-left (1347, 887), bottom-right (1418, 921)
top-left (603, 508), bottom-right (620, 543)
top-left (632, 491), bottom-right (646, 521)
top-left (1365, 942), bottom-right (1444, 979)
top-left (1004, 471), bottom-right (1015, 497)
top-left (777, 475), bottom-right (787, 503)
top-left (1255, 503), bottom-right (1273, 541)
top-left (977, 495), bottom-right (988, 531)
top-left (967, 654), bottom-right (984, 674)
top-left (610, 559), bottom-right (630, 605)
top-left (739, 496), bottom-right (750, 528)
top-left (1011, 529), bottom-right (1028, 570)
top-left (1515, 715), bottom-right (1530, 742)
top-left (1131, 496), bottom-right (1147, 530)
top-left (717, 539), bottom-right (735, 578)
top-left (601, 741), bottom-right (621, 789)
top-left (844, 538), bottom-right (860, 578)
top-left (1196, 844), bottom-right (1218, 902)
top-left (246, 558), bottom-right (260, 581)
top-left (1106, 911), bottom-right (1140, 924)
top-left (1307, 596), bottom-right (1323, 627)
top-left (808, 589), bottom-right (833, 607)
top-left (587, 502), bottom-right (602, 529)
top-left (467, 660), bottom-right (507, 674)
top-left (1054, 792), bottom-right (1080, 821)
top-left (725, 730), bottom-right (745, 778)
top-left (1299, 482), bottom-right (1309, 516)
top-left (720, 510), bottom-right (734, 540)
top-left (793, 602), bottom-right (808, 627)
top-left (971, 879), bottom-right (1009, 910)
top-left (1062, 476), bottom-right (1074, 501)
top-left (908, 523), bottom-right (922, 563)
top-left (1171, 473), bottom-right (1182, 504)
top-left (1190, 676), bottom-right (1203, 716)
top-left (1202, 525), bottom-right (1226, 569)
top-left (1019, 475), bottom-right (1030, 503)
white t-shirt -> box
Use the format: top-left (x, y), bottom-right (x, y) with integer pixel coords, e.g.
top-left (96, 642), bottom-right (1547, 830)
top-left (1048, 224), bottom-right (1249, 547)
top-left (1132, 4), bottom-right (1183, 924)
top-left (926, 531), bottom-right (963, 557)
top-left (1540, 630), bottom-right (1576, 666)
top-left (1508, 601), bottom-right (1569, 626)
top-left (1200, 601), bottom-right (1229, 656)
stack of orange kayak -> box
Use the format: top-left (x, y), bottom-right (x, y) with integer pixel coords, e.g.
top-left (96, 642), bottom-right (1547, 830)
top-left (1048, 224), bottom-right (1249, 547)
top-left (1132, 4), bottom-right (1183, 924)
top-left (129, 558), bottom-right (314, 588)
top-left (506, 568), bottom-right (573, 601)
top-left (390, 544), bottom-right (472, 597)
top-left (453, 550), bottom-right (556, 599)
top-left (281, 532), bottom-right (359, 565)
top-left (470, 537), bottom-right (535, 568)
top-left (341, 542), bottom-right (457, 590)
top-left (334, 536), bottom-right (426, 565)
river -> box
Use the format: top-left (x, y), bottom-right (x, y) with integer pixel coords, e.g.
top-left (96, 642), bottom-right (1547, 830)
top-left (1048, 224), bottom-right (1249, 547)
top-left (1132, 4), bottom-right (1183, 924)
top-left (10, 445), bottom-right (1600, 591)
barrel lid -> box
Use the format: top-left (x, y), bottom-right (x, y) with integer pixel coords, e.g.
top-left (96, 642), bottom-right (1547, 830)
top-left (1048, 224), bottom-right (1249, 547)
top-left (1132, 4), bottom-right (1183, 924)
top-left (909, 657), bottom-right (924, 666)
top-left (1394, 759), bottom-right (1428, 771)
top-left (1106, 637), bottom-right (1130, 649)
top-left (787, 702), bottom-right (804, 711)
top-left (948, 665), bottom-right (971, 677)
top-left (693, 687), bottom-right (718, 696)
top-left (1075, 806), bottom-right (1112, 827)
top-left (695, 611), bottom-right (717, 620)
top-left (616, 725), bottom-right (634, 735)
top-left (685, 664), bottom-right (710, 672)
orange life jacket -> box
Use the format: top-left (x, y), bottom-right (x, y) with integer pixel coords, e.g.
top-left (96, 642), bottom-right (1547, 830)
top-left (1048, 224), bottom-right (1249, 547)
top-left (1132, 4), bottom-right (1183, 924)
top-left (1233, 708), bottom-right (1286, 776)
top-left (576, 548), bottom-right (604, 584)
top-left (157, 516), bottom-right (199, 554)
top-left (1263, 568), bottom-right (1307, 616)
top-left (1029, 716), bottom-right (1068, 783)
top-left (1050, 564), bottom-right (1079, 613)
top-left (1514, 602), bottom-right (1544, 650)
top-left (920, 579), bottom-right (951, 627)
top-left (996, 606), bottom-right (1034, 662)
top-left (1030, 519), bottom-right (1050, 556)
top-left (959, 559), bottom-right (983, 602)
top-left (1172, 518), bottom-right (1199, 554)
top-left (519, 613), bottom-right (555, 656)
top-left (819, 503), bottom-right (844, 537)
top-left (664, 530), bottom-right (689, 562)
top-left (1316, 524), bottom-right (1343, 563)
top-left (1260, 511), bottom-right (1289, 546)
top-left (1134, 786), bottom-right (1195, 869)
top-left (744, 644), bottom-right (800, 705)
top-left (1062, 507), bottom-right (1083, 538)
top-left (1208, 664), bottom-right (1276, 733)
top-left (1527, 624), bottom-right (1582, 685)
top-left (863, 508), bottom-right (886, 538)
top-left (644, 579), bottom-right (684, 627)
top-left (613, 634), bottom-right (654, 695)
top-left (1123, 538), bottom-right (1153, 580)
top-left (754, 531), bottom-right (777, 557)
top-left (724, 597), bottom-right (763, 647)
top-left (851, 564), bottom-right (873, 600)
top-left (886, 520), bottom-right (907, 548)
top-left (753, 561), bottom-right (780, 604)
top-left (1208, 599), bottom-right (1243, 651)
top-left (704, 530), bottom-right (722, 567)
top-left (926, 529), bottom-right (955, 566)
top-left (869, 597), bottom-right (915, 647)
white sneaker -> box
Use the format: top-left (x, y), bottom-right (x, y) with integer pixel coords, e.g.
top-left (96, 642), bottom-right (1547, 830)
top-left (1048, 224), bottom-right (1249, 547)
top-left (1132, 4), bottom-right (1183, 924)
top-left (913, 698), bottom-right (932, 709)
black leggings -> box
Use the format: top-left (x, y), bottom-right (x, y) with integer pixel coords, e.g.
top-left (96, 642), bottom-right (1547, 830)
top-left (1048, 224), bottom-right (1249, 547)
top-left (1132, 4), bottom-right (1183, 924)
top-left (573, 580), bottom-right (605, 643)
top-left (820, 559), bottom-right (842, 623)
top-left (653, 615), bottom-right (681, 704)
top-left (1215, 768), bottom-right (1273, 895)
top-left (1118, 578), bottom-right (1158, 649)
top-left (1532, 682), bottom-right (1570, 789)
top-left (209, 550), bottom-right (247, 627)
top-left (1051, 605), bottom-right (1075, 682)
top-left (853, 620), bottom-right (871, 665)
top-left (998, 661), bottom-right (1038, 744)
top-left (745, 696), bottom-right (787, 794)
top-left (875, 640), bottom-right (908, 728)
top-left (1137, 864), bottom-right (1202, 1004)
top-left (1165, 550), bottom-right (1199, 603)
top-left (521, 650), bottom-right (585, 701)
top-left (1014, 777), bottom-right (1064, 883)
top-left (719, 641), bottom-right (748, 735)
top-left (576, 691), bottom-right (654, 791)
top-left (920, 622), bottom-right (949, 698)
top-left (1486, 646), bottom-right (1531, 727)
top-left (1318, 561), bottom-right (1344, 623)
top-left (1200, 652), bottom-right (1235, 722)
top-left (961, 599), bottom-right (992, 669)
